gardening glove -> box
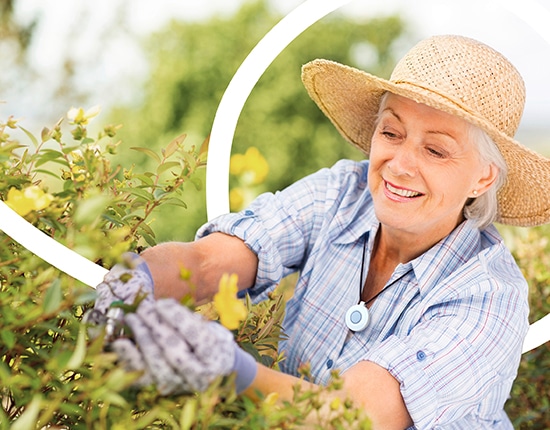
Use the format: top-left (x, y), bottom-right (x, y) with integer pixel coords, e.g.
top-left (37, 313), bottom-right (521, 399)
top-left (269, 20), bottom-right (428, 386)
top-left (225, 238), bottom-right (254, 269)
top-left (110, 298), bottom-right (257, 395)
top-left (84, 252), bottom-right (154, 342)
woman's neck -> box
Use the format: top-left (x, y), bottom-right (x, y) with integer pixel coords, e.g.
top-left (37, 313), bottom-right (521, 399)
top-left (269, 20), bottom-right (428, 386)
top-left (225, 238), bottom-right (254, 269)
top-left (376, 220), bottom-right (459, 265)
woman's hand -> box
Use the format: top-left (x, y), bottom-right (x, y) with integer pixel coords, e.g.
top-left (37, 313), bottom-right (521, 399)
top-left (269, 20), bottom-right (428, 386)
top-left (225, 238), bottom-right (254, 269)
top-left (84, 253), bottom-right (155, 343)
top-left (110, 298), bottom-right (257, 395)
top-left (93, 253), bottom-right (155, 314)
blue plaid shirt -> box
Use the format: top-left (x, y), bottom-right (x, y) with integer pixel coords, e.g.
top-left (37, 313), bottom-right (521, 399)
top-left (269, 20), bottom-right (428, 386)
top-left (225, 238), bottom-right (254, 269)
top-left (198, 159), bottom-right (529, 429)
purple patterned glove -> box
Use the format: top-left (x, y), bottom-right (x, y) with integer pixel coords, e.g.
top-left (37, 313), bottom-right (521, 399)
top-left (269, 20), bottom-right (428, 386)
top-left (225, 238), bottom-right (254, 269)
top-left (93, 252), bottom-right (154, 314)
top-left (84, 253), bottom-right (154, 341)
top-left (110, 298), bottom-right (257, 395)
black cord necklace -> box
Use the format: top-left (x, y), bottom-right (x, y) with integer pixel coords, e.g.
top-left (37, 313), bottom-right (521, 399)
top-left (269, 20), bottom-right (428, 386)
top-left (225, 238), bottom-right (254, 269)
top-left (345, 235), bottom-right (411, 332)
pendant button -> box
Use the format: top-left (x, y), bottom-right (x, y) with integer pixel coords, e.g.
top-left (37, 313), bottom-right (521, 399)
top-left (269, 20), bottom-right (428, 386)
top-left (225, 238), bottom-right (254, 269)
top-left (345, 301), bottom-right (370, 332)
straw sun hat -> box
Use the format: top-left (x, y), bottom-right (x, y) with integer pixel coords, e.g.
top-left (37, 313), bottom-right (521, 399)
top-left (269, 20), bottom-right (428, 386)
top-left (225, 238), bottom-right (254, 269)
top-left (301, 34), bottom-right (550, 227)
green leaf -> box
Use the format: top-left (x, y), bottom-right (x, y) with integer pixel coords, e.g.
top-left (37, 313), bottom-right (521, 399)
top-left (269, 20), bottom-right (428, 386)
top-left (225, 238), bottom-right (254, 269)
top-left (35, 157), bottom-right (70, 168)
top-left (34, 168), bottom-right (64, 179)
top-left (101, 391), bottom-right (128, 408)
top-left (157, 161), bottom-right (181, 175)
top-left (131, 146), bottom-right (161, 163)
top-left (10, 395), bottom-right (42, 430)
top-left (102, 213), bottom-right (125, 227)
top-left (180, 397), bottom-right (197, 430)
top-left (57, 402), bottom-right (85, 417)
top-left (61, 145), bottom-right (82, 154)
top-left (43, 279), bottom-right (62, 314)
top-left (140, 231), bottom-right (157, 247)
top-left (48, 349), bottom-right (74, 370)
top-left (66, 325), bottom-right (87, 370)
top-left (199, 135), bottom-right (209, 156)
top-left (164, 133), bottom-right (186, 158)
top-left (180, 150), bottom-right (197, 171)
top-left (109, 203), bottom-right (130, 218)
top-left (0, 141), bottom-right (26, 154)
top-left (73, 193), bottom-right (111, 226)
top-left (133, 408), bottom-right (164, 428)
top-left (40, 126), bottom-right (51, 142)
top-left (0, 330), bottom-right (16, 349)
top-left (153, 188), bottom-right (167, 199)
top-left (33, 150), bottom-right (70, 168)
top-left (18, 126), bottom-right (39, 148)
top-left (161, 197), bottom-right (187, 208)
top-left (137, 222), bottom-right (156, 237)
top-left (134, 173), bottom-right (154, 186)
top-left (120, 187), bottom-right (153, 201)
top-left (122, 210), bottom-right (144, 222)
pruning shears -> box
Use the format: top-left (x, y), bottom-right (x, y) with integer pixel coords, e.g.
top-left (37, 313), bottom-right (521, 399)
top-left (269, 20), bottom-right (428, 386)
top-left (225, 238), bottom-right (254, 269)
top-left (83, 300), bottom-right (128, 348)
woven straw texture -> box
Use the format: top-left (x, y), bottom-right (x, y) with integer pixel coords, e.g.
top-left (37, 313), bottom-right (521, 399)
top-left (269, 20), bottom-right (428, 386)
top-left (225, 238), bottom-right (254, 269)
top-left (302, 35), bottom-right (550, 227)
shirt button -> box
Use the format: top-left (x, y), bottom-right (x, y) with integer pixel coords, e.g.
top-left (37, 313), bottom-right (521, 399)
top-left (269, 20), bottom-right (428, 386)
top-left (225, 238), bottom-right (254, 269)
top-left (326, 359), bottom-right (334, 369)
top-left (244, 210), bottom-right (254, 216)
top-left (416, 350), bottom-right (427, 361)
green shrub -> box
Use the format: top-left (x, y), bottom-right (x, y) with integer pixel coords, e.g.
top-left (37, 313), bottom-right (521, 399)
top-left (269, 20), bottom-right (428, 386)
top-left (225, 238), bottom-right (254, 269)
top-left (501, 225), bottom-right (550, 428)
top-left (2, 109), bottom-right (548, 428)
top-left (0, 112), bottom-right (370, 429)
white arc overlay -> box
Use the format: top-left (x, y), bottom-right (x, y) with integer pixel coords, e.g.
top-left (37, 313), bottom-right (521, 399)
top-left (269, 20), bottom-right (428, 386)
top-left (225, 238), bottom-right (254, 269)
top-left (0, 201), bottom-right (108, 287)
top-left (206, 0), bottom-right (355, 220)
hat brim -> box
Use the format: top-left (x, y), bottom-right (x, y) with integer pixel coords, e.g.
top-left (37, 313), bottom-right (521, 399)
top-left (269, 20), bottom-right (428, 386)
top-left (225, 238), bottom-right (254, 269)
top-left (302, 59), bottom-right (550, 227)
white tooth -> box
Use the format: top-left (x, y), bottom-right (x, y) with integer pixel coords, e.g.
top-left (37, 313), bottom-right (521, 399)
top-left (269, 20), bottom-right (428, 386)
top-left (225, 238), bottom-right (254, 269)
top-left (386, 182), bottom-right (420, 197)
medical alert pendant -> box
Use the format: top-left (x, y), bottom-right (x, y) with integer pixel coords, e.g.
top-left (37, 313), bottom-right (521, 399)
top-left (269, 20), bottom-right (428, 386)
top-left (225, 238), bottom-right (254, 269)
top-left (345, 301), bottom-right (370, 332)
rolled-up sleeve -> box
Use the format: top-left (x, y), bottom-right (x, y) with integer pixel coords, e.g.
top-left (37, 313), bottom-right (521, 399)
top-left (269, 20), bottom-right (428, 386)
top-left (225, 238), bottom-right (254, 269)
top-left (197, 206), bottom-right (289, 299)
top-left (196, 164), bottom-right (337, 300)
top-left (363, 281), bottom-right (528, 429)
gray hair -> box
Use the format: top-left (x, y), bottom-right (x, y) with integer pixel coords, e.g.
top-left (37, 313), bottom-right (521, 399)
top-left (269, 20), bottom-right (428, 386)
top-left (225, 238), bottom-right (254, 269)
top-left (375, 93), bottom-right (507, 230)
top-left (463, 125), bottom-right (507, 230)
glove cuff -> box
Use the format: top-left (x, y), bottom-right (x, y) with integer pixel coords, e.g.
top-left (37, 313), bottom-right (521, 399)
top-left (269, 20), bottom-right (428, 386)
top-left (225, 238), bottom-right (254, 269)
top-left (232, 344), bottom-right (257, 393)
top-left (122, 252), bottom-right (154, 286)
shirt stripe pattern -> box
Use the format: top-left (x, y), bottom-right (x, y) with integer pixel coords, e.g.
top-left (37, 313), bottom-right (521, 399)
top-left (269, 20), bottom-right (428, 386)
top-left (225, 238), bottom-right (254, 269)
top-left (197, 159), bottom-right (529, 429)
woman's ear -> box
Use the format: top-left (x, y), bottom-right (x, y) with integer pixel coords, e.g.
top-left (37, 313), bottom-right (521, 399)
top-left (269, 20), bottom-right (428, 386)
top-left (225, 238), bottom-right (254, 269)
top-left (471, 163), bottom-right (499, 198)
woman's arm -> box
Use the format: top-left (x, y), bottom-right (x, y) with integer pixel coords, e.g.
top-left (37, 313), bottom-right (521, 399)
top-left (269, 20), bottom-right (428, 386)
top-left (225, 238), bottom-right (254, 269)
top-left (245, 360), bottom-right (413, 430)
top-left (140, 232), bottom-right (258, 303)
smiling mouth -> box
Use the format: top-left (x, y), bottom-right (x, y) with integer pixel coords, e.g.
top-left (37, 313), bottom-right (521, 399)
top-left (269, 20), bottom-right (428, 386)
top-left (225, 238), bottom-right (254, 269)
top-left (385, 181), bottom-right (423, 198)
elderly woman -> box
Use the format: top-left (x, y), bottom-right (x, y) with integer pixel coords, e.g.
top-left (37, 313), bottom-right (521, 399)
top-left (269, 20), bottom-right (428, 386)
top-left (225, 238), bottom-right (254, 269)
top-left (91, 35), bottom-right (550, 429)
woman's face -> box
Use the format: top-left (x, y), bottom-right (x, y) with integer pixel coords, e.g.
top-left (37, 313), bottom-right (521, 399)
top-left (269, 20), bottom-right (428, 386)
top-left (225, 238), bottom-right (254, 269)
top-left (368, 94), bottom-right (495, 242)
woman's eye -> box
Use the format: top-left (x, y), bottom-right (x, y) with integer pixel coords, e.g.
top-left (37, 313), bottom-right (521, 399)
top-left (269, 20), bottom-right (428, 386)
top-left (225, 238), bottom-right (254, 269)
top-left (427, 147), bottom-right (446, 158)
top-left (381, 131), bottom-right (398, 139)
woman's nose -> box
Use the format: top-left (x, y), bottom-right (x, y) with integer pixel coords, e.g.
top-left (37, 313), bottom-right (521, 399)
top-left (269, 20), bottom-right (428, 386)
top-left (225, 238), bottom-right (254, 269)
top-left (387, 142), bottom-right (418, 177)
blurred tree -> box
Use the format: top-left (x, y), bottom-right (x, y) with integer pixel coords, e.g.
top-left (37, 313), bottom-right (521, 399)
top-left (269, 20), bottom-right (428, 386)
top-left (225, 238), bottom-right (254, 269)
top-left (110, 0), bottom-right (408, 241)
top-left (0, 0), bottom-right (36, 55)
top-left (0, 1), bottom-right (142, 126)
top-left (0, 0), bottom-right (37, 99)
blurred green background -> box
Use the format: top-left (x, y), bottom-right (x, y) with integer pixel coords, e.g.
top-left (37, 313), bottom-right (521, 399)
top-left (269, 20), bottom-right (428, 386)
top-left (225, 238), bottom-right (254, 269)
top-left (2, 0), bottom-right (550, 241)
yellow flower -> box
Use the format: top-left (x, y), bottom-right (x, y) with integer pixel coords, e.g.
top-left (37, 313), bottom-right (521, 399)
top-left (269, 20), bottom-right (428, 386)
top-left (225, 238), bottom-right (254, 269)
top-left (230, 147), bottom-right (269, 185)
top-left (213, 273), bottom-right (247, 330)
top-left (261, 392), bottom-right (280, 414)
top-left (6, 186), bottom-right (54, 216)
top-left (67, 105), bottom-right (101, 125)
top-left (230, 153), bottom-right (246, 176)
top-left (263, 392), bottom-right (279, 407)
top-left (330, 397), bottom-right (342, 411)
top-left (229, 187), bottom-right (245, 211)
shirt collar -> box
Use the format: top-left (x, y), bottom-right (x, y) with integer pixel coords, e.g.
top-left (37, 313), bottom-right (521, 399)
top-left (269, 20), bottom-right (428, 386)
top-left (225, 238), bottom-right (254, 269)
top-left (331, 191), bottom-right (494, 296)
top-left (410, 219), bottom-right (486, 296)
top-left (331, 194), bottom-right (379, 245)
